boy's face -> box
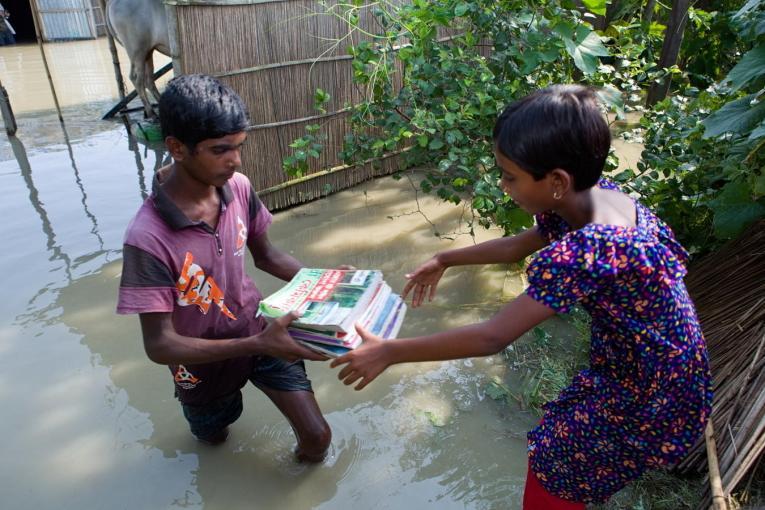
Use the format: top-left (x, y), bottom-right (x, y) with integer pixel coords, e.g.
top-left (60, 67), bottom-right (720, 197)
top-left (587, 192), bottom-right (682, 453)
top-left (173, 132), bottom-right (247, 187)
top-left (494, 149), bottom-right (555, 215)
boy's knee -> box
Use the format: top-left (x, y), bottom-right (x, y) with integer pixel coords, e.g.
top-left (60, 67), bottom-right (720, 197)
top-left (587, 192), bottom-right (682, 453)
top-left (307, 421), bottom-right (332, 450)
top-left (296, 421), bottom-right (332, 462)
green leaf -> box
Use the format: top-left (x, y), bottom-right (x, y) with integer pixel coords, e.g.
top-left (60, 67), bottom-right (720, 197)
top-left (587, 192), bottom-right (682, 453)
top-left (429, 138), bottom-right (445, 150)
top-left (648, 22), bottom-right (666, 37)
top-left (485, 381), bottom-right (509, 401)
top-left (485, 376), bottom-right (513, 401)
top-left (501, 206), bottom-right (534, 230)
top-left (423, 410), bottom-right (447, 427)
top-left (520, 51), bottom-right (541, 74)
top-left (734, 0), bottom-right (761, 21)
top-left (581, 0), bottom-right (607, 16)
top-left (708, 180), bottom-right (765, 238)
top-left (454, 2), bottom-right (469, 16)
top-left (702, 95), bottom-right (765, 138)
top-left (754, 173), bottom-right (765, 198)
top-left (724, 44), bottom-right (765, 92)
top-left (597, 85), bottom-right (625, 119)
top-left (540, 46), bottom-right (561, 63)
top-left (533, 326), bottom-right (551, 342)
top-left (748, 119), bottom-right (765, 141)
top-left (563, 28), bottom-right (610, 75)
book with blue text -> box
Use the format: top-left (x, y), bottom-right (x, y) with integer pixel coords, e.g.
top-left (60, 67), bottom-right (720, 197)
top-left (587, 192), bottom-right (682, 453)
top-left (258, 269), bottom-right (407, 357)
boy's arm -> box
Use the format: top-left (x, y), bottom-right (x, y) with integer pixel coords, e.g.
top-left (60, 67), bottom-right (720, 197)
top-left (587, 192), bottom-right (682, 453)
top-left (404, 227), bottom-right (547, 306)
top-left (139, 311), bottom-right (327, 364)
top-left (248, 231), bottom-right (303, 281)
top-left (331, 293), bottom-right (555, 389)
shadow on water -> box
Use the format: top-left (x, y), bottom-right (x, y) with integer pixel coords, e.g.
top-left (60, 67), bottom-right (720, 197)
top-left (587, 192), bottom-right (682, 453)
top-left (10, 134), bottom-right (73, 282)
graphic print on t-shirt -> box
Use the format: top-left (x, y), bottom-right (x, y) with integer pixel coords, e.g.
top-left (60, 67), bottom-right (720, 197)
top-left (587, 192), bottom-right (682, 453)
top-left (176, 252), bottom-right (237, 319)
top-left (234, 216), bottom-right (247, 257)
top-left (173, 364), bottom-right (201, 389)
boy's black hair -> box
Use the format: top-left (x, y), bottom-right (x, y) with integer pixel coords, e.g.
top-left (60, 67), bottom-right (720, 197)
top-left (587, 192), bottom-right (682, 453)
top-left (159, 74), bottom-right (249, 149)
top-left (492, 85), bottom-right (610, 191)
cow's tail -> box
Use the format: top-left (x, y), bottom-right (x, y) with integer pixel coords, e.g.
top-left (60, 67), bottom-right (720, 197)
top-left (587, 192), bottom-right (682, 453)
top-left (104, 2), bottom-right (123, 46)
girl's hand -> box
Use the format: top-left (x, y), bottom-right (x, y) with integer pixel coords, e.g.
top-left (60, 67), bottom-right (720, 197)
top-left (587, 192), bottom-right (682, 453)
top-left (402, 256), bottom-right (446, 308)
top-left (330, 324), bottom-right (391, 390)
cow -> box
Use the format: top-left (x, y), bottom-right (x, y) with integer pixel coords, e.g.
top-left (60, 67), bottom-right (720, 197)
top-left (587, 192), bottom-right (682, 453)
top-left (106, 0), bottom-right (171, 118)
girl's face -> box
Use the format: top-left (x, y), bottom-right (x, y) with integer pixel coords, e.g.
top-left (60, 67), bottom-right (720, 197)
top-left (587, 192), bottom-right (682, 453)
top-left (494, 149), bottom-right (554, 215)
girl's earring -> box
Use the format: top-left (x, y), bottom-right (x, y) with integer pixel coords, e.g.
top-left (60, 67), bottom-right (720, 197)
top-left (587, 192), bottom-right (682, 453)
top-left (553, 192), bottom-right (561, 200)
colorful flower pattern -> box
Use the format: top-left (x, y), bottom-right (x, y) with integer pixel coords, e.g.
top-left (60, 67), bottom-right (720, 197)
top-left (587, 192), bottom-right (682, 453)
top-left (525, 179), bottom-right (713, 503)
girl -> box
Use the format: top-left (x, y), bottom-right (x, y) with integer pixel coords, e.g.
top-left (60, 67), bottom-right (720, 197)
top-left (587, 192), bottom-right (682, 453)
top-left (330, 85), bottom-right (712, 508)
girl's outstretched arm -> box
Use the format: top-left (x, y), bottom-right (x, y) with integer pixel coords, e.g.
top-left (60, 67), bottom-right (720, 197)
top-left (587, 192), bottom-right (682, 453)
top-left (330, 293), bottom-right (555, 390)
top-left (403, 227), bottom-right (546, 307)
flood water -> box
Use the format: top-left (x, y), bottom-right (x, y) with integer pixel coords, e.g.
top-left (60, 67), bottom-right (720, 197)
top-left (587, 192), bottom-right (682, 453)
top-left (0, 39), bottom-right (643, 510)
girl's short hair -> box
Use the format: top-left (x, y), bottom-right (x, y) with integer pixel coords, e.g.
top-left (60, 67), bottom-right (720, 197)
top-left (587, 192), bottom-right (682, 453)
top-left (159, 74), bottom-right (249, 149)
top-left (492, 85), bottom-right (610, 191)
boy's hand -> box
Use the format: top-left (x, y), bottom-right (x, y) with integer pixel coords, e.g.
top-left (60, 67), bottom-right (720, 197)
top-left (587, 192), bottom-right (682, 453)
top-left (402, 256), bottom-right (446, 308)
top-left (256, 312), bottom-right (328, 362)
top-left (330, 324), bottom-right (391, 390)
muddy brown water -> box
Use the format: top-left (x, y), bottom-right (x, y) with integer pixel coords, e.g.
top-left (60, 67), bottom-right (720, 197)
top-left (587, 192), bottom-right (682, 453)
top-left (0, 117), bottom-right (539, 509)
top-left (0, 39), bottom-right (644, 510)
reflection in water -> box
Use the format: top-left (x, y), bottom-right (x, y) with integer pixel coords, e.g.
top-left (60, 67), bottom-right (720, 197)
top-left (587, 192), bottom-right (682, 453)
top-left (123, 116), bottom-right (149, 199)
top-left (121, 116), bottom-right (168, 200)
top-left (10, 134), bottom-right (73, 283)
top-left (59, 118), bottom-right (105, 251)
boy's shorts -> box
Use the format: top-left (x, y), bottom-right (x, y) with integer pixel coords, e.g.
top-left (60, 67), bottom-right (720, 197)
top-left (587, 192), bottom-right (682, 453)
top-left (181, 356), bottom-right (313, 441)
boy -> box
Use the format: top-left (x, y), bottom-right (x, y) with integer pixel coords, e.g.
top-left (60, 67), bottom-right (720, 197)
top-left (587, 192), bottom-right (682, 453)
top-left (117, 74), bottom-right (331, 461)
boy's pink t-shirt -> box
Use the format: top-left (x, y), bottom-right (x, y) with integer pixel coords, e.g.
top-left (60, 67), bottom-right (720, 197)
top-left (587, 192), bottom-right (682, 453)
top-left (117, 171), bottom-right (272, 405)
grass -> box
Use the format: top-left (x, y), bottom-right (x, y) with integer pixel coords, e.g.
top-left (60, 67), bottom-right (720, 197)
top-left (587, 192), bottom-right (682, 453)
top-left (593, 470), bottom-right (704, 510)
top-left (503, 306), bottom-right (590, 413)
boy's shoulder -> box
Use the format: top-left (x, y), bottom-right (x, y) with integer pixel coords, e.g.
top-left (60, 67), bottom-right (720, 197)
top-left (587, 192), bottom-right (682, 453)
top-left (124, 197), bottom-right (171, 246)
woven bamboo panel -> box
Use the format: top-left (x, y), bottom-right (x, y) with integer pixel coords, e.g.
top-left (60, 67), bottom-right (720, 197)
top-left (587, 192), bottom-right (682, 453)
top-left (217, 59), bottom-right (363, 125)
top-left (168, 0), bottom-right (410, 210)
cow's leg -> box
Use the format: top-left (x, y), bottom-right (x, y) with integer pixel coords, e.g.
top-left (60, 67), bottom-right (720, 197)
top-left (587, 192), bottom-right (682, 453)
top-left (145, 53), bottom-right (162, 103)
top-left (130, 53), bottom-right (156, 119)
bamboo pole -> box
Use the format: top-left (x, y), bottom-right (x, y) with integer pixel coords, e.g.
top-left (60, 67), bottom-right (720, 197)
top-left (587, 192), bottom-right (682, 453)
top-left (28, 0), bottom-right (64, 124)
top-left (258, 149), bottom-right (405, 195)
top-left (98, 0), bottom-right (126, 100)
top-left (706, 420), bottom-right (728, 510)
top-left (0, 78), bottom-right (17, 136)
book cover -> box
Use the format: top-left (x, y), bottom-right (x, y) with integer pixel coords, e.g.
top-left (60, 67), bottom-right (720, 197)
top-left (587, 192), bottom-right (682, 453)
top-left (258, 268), bottom-right (383, 333)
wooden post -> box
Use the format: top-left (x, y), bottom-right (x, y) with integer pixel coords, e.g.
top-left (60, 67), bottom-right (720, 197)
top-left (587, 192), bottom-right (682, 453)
top-left (164, 2), bottom-right (183, 74)
top-left (706, 420), bottom-right (728, 510)
top-left (646, 0), bottom-right (690, 107)
top-left (28, 0), bottom-right (64, 123)
top-left (98, 0), bottom-right (127, 100)
top-left (0, 79), bottom-right (17, 136)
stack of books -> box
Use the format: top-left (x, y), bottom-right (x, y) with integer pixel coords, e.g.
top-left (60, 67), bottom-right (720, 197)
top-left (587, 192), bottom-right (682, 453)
top-left (258, 268), bottom-right (407, 357)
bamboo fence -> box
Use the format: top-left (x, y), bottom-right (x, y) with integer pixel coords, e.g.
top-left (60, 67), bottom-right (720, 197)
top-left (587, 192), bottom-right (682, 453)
top-left (164, 0), bottom-right (411, 210)
top-left (679, 219), bottom-right (765, 508)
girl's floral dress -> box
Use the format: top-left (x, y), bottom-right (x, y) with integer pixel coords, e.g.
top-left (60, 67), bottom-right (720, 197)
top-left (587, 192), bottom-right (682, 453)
top-left (525, 179), bottom-right (713, 503)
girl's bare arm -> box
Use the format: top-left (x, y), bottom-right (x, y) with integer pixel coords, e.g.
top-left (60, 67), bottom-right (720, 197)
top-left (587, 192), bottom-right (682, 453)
top-left (330, 293), bottom-right (555, 389)
top-left (404, 227), bottom-right (547, 307)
